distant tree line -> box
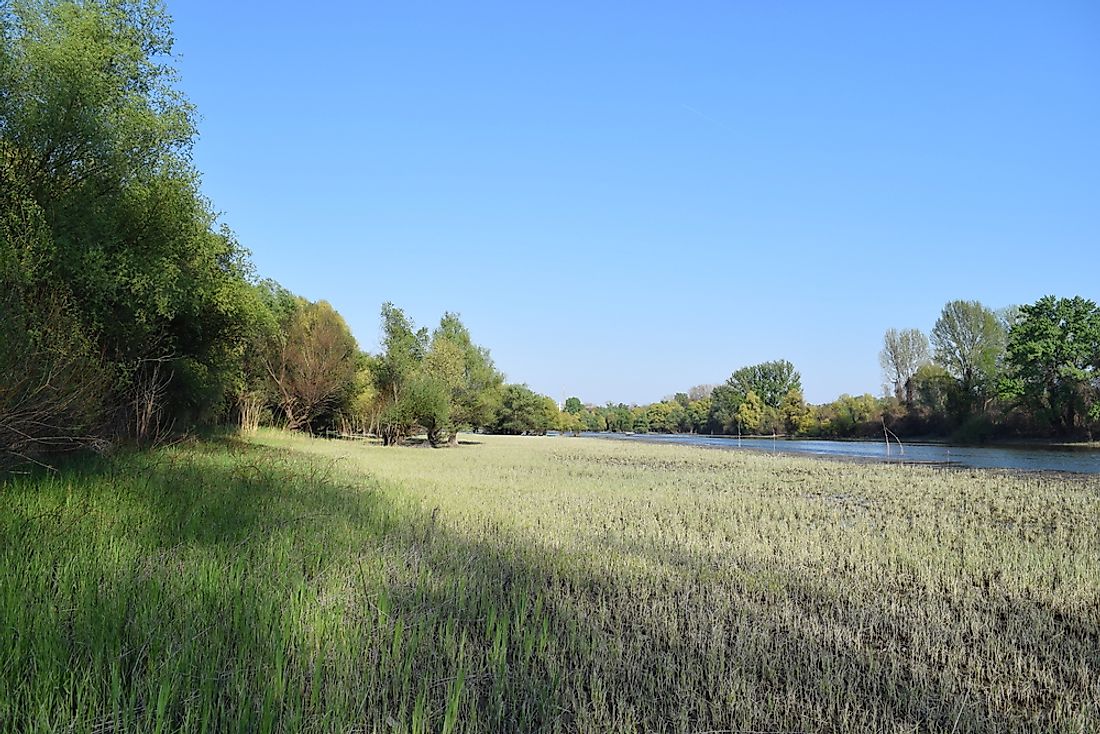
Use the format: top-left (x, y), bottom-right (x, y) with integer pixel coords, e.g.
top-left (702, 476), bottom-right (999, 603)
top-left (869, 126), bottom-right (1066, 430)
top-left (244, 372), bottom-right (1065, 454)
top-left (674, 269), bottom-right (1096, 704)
top-left (559, 297), bottom-right (1100, 443)
top-left (4, 2), bottom-right (1096, 465)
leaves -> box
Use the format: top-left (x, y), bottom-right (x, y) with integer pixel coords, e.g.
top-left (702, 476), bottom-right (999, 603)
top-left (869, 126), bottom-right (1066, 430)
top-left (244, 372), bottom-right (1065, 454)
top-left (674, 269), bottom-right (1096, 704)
top-left (1005, 295), bottom-right (1100, 433)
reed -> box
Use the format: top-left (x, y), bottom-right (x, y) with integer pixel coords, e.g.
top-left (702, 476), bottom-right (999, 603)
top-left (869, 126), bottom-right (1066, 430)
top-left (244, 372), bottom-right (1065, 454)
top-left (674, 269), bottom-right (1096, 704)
top-left (1, 430), bottom-right (1096, 732)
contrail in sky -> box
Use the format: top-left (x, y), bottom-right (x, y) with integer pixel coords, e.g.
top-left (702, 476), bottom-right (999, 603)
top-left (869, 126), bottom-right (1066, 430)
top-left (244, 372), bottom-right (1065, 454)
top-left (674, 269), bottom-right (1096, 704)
top-left (680, 103), bottom-right (736, 134)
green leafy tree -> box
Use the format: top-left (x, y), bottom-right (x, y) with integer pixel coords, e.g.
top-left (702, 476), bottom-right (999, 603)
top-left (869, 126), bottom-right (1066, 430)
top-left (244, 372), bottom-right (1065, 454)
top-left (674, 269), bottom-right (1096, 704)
top-left (372, 303), bottom-right (429, 444)
top-left (405, 373), bottom-right (453, 447)
top-left (645, 402), bottom-right (675, 433)
top-left (489, 384), bottom-right (556, 435)
top-left (666, 402), bottom-right (691, 433)
top-left (931, 300), bottom-right (1006, 414)
top-left (603, 403), bottom-right (633, 433)
top-left (1, 0), bottom-right (261, 447)
top-left (780, 388), bottom-right (812, 435)
top-left (564, 397), bottom-right (583, 414)
top-left (581, 410), bottom-right (606, 432)
top-left (726, 360), bottom-right (801, 409)
top-left (708, 385), bottom-right (742, 434)
top-left (339, 356), bottom-right (380, 436)
top-left (557, 409), bottom-right (583, 435)
top-left (812, 394), bottom-right (882, 437)
top-left (735, 391), bottom-right (764, 434)
top-left (427, 313), bottom-right (503, 444)
top-left (262, 300), bottom-right (359, 432)
top-left (1003, 295), bottom-right (1100, 435)
top-left (687, 398), bottom-right (710, 434)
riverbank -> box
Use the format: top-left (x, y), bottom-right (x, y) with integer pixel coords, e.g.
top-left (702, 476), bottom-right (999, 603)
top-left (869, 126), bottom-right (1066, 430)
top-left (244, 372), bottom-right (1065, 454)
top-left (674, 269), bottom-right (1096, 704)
top-left (575, 430), bottom-right (1100, 449)
top-left (569, 431), bottom-right (1100, 473)
top-left (3, 431), bottom-right (1097, 731)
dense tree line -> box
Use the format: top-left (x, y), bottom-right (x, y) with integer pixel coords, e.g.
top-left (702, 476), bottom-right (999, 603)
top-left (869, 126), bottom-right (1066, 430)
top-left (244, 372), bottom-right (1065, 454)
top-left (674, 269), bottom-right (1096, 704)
top-left (0, 0), bottom-right (561, 464)
top-left (886, 297), bottom-right (1100, 440)
top-left (3, 2), bottom-right (1095, 465)
top-left (1, 0), bottom-right (264, 462)
top-left (562, 297), bottom-right (1100, 443)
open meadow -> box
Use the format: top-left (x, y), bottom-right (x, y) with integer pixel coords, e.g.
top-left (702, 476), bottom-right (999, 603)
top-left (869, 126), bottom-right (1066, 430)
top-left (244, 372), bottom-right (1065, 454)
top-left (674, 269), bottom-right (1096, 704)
top-left (2, 431), bottom-right (1098, 732)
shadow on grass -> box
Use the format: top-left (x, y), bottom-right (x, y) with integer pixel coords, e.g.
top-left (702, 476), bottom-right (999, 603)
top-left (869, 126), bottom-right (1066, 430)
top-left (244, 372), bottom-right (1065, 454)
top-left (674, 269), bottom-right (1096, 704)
top-left (1, 437), bottom-right (1095, 732)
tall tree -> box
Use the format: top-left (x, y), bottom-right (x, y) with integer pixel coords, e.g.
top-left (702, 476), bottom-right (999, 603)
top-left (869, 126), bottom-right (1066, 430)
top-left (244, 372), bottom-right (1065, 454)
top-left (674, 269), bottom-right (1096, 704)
top-left (1, 0), bottom-right (259, 450)
top-left (1003, 295), bottom-right (1100, 435)
top-left (726, 360), bottom-right (801, 409)
top-left (426, 312), bottom-right (503, 445)
top-left (263, 300), bottom-right (358, 432)
top-left (879, 328), bottom-right (930, 404)
top-left (372, 303), bottom-right (429, 444)
top-left (931, 300), bottom-right (1006, 411)
top-left (490, 384), bottom-right (556, 435)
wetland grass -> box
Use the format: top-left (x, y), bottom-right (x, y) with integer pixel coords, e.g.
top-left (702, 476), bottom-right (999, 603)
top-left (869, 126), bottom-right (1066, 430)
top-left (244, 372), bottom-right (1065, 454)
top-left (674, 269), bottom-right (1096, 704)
top-left (1, 430), bottom-right (1097, 732)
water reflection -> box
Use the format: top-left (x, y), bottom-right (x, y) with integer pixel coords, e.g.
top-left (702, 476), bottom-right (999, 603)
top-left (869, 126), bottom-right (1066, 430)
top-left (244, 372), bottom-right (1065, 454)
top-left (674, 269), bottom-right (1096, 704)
top-left (572, 432), bottom-right (1100, 474)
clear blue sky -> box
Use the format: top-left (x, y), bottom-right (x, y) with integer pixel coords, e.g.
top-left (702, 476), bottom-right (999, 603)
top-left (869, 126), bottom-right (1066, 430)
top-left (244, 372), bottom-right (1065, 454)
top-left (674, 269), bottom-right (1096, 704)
top-left (170, 1), bottom-right (1099, 405)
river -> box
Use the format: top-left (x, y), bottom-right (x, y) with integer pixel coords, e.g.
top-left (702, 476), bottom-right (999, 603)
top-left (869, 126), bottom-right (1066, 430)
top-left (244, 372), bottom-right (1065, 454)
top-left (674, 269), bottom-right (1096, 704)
top-left (570, 432), bottom-right (1100, 474)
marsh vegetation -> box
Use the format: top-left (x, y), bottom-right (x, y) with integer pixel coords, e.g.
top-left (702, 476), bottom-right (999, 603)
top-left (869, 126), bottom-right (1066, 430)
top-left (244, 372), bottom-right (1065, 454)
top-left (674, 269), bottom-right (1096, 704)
top-left (3, 432), bottom-right (1097, 732)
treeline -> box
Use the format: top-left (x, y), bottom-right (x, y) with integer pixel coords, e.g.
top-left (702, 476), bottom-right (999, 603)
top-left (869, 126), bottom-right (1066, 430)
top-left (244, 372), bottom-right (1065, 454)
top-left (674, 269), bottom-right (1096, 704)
top-left (247, 297), bottom-right (560, 447)
top-left (4, 3), bottom-right (1096, 466)
top-left (0, 0), bottom-right (562, 465)
top-left (1, 0), bottom-right (259, 463)
top-left (561, 297), bottom-right (1100, 442)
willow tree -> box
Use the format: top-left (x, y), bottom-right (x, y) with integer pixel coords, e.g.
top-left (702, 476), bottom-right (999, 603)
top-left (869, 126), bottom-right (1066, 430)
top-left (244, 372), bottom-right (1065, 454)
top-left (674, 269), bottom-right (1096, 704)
top-left (263, 300), bottom-right (359, 432)
top-left (427, 313), bottom-right (503, 445)
top-left (373, 306), bottom-right (502, 446)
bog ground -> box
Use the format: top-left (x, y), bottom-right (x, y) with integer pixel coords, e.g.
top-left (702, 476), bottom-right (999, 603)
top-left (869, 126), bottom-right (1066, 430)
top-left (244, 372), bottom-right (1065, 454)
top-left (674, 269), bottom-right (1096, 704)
top-left (2, 431), bottom-right (1098, 733)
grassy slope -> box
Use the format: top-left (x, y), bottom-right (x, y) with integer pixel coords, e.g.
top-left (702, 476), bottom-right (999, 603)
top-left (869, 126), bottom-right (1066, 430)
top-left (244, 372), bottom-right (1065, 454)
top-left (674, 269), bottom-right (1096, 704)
top-left (1, 430), bottom-right (1098, 732)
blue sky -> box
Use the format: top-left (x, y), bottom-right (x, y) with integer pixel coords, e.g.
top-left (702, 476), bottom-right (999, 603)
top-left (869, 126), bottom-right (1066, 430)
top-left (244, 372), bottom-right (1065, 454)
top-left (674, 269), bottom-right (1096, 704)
top-left (171, 1), bottom-right (1099, 405)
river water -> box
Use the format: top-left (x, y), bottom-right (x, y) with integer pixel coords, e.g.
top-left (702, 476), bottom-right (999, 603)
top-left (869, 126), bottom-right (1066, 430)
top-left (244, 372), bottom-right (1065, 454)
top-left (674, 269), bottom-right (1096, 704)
top-left (572, 432), bottom-right (1100, 474)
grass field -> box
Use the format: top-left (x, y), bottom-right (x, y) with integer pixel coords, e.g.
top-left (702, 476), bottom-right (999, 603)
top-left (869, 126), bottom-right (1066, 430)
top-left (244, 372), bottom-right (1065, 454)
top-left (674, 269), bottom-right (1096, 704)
top-left (2, 430), bottom-right (1098, 732)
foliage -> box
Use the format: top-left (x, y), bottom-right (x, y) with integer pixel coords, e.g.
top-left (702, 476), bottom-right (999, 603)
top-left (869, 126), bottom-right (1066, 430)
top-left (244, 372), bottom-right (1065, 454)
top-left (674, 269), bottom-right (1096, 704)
top-left (707, 384), bottom-right (741, 434)
top-left (879, 328), bottom-right (929, 403)
top-left (557, 409), bottom-right (583, 434)
top-left (428, 313), bottom-right (504, 444)
top-left (1003, 295), bottom-right (1100, 435)
top-left (780, 388), bottom-right (812, 435)
top-left (369, 305), bottom-right (502, 446)
top-left (261, 299), bottom-right (358, 432)
top-left (489, 384), bottom-right (557, 435)
top-left (725, 359), bottom-right (801, 409)
top-left (0, 0), bottom-right (263, 457)
top-left (816, 393), bottom-right (882, 437)
top-left (931, 300), bottom-right (1006, 412)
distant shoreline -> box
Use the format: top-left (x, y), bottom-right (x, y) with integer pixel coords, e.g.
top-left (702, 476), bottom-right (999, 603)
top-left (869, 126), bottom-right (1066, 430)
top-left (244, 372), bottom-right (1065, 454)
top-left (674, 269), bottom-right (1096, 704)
top-left (568, 430), bottom-right (1100, 451)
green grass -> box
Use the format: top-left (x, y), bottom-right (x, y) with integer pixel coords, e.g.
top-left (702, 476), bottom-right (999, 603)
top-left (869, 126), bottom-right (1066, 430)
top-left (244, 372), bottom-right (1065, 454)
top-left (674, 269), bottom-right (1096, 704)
top-left (2, 430), bottom-right (1098, 732)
